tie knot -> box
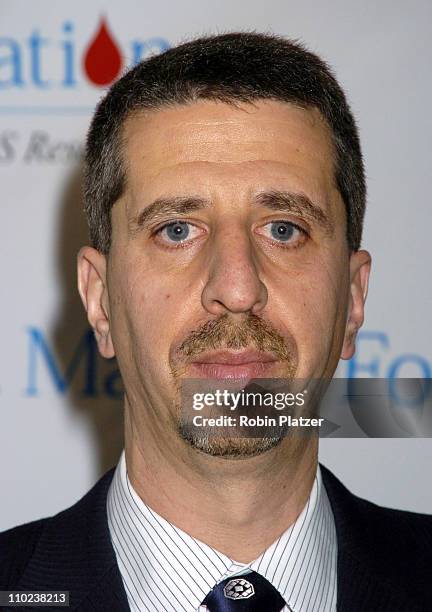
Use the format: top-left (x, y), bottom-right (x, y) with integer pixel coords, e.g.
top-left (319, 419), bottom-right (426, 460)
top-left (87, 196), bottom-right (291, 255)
top-left (203, 570), bottom-right (286, 611)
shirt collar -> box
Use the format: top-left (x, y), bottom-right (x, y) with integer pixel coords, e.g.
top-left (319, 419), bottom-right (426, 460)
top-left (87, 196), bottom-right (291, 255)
top-left (107, 451), bottom-right (337, 612)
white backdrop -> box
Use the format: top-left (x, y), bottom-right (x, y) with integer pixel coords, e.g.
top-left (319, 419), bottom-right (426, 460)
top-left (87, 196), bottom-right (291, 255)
top-left (1, 0), bottom-right (431, 531)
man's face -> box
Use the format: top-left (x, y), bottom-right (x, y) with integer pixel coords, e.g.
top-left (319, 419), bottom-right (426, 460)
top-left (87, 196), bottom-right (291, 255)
top-left (78, 99), bottom-right (370, 455)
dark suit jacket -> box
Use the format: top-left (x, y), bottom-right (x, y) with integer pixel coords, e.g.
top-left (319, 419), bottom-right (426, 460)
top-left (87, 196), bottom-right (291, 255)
top-left (1, 464), bottom-right (431, 611)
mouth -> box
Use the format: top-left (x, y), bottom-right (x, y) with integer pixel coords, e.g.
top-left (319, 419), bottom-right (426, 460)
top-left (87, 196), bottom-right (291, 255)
top-left (189, 349), bottom-right (279, 382)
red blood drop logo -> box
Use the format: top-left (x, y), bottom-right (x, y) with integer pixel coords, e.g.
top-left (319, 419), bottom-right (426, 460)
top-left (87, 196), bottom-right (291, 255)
top-left (83, 18), bottom-right (123, 86)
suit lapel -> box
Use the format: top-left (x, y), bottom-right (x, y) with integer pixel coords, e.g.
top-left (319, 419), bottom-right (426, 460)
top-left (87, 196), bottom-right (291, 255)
top-left (76, 564), bottom-right (130, 612)
top-left (16, 468), bottom-right (130, 611)
top-left (320, 464), bottom-right (423, 611)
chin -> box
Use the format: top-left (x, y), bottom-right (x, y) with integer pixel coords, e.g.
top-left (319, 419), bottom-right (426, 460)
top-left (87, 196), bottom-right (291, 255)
top-left (178, 427), bottom-right (284, 459)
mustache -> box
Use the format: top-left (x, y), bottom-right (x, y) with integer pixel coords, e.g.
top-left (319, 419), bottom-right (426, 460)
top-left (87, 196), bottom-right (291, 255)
top-left (174, 313), bottom-right (296, 363)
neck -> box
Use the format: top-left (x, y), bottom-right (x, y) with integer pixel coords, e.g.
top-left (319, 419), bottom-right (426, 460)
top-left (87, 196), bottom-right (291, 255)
top-left (124, 403), bottom-right (318, 563)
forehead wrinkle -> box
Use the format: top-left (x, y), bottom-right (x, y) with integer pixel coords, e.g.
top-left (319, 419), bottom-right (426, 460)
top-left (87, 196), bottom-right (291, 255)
top-left (133, 158), bottom-right (331, 189)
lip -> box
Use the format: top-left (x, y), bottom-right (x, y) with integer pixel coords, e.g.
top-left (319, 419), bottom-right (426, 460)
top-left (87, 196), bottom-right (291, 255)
top-left (189, 350), bottom-right (278, 381)
top-left (192, 349), bottom-right (277, 365)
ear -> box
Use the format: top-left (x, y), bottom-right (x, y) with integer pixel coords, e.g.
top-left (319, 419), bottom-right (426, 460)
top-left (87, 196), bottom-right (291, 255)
top-left (341, 249), bottom-right (372, 360)
top-left (77, 246), bottom-right (115, 359)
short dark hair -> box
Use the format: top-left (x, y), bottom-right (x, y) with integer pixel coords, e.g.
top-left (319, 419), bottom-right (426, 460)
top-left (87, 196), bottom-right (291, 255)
top-left (84, 31), bottom-right (366, 254)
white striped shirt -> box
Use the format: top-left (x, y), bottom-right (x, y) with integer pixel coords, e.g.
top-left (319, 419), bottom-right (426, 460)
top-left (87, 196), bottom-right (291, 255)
top-left (107, 451), bottom-right (337, 611)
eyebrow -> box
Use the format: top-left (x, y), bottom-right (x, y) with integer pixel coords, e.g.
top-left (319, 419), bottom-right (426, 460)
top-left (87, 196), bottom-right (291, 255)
top-left (129, 196), bottom-right (210, 235)
top-left (128, 190), bottom-right (334, 236)
top-left (255, 190), bottom-right (334, 235)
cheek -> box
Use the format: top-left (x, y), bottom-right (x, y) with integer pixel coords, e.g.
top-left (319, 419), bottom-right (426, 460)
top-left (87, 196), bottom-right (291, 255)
top-left (270, 255), bottom-right (349, 374)
top-left (109, 255), bottom-right (193, 364)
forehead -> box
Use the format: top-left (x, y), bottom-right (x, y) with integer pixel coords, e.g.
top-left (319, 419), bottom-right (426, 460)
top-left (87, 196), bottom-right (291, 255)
top-left (120, 99), bottom-right (339, 214)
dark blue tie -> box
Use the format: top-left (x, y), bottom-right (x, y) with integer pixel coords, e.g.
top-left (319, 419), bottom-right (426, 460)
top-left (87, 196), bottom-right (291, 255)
top-left (203, 570), bottom-right (286, 611)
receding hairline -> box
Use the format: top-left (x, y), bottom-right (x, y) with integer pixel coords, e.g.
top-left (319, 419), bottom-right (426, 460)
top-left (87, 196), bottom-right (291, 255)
top-left (121, 95), bottom-right (331, 130)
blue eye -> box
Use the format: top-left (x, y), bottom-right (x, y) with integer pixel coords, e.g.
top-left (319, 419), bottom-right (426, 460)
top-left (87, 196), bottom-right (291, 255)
top-left (155, 220), bottom-right (204, 246)
top-left (162, 221), bottom-right (190, 242)
top-left (270, 221), bottom-right (296, 241)
top-left (255, 220), bottom-right (306, 247)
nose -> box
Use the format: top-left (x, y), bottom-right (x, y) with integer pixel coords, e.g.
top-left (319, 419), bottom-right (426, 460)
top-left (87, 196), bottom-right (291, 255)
top-left (201, 227), bottom-right (268, 317)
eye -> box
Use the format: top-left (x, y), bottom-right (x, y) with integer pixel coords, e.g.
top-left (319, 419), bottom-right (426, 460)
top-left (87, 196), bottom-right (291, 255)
top-left (154, 220), bottom-right (202, 245)
top-left (257, 220), bottom-right (306, 245)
